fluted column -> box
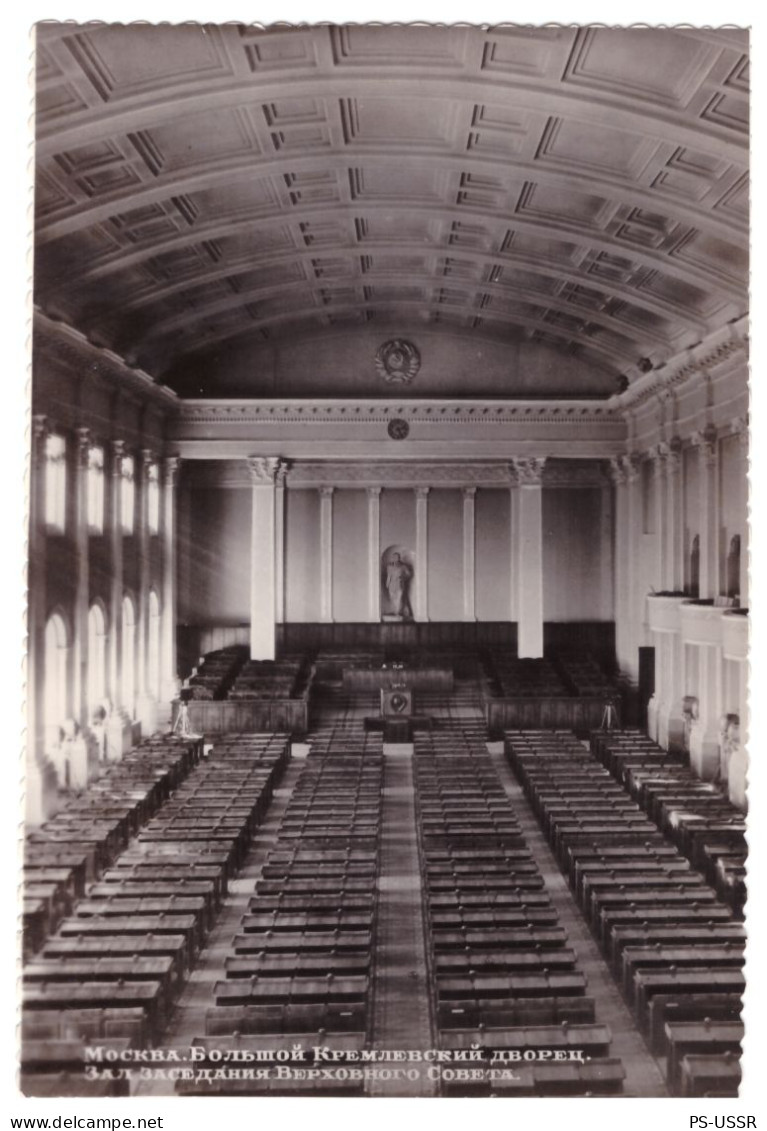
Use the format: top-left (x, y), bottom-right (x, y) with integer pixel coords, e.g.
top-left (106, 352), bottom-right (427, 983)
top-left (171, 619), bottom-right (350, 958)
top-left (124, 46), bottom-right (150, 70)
top-left (108, 440), bottom-right (125, 708)
top-left (247, 456), bottom-right (281, 660)
top-left (608, 458), bottom-right (628, 667)
top-left (622, 454), bottom-right (642, 676)
top-left (27, 416), bottom-right (56, 823)
top-left (160, 455), bottom-right (180, 702)
top-left (599, 475), bottom-right (614, 622)
top-left (367, 487), bottom-right (381, 622)
top-left (731, 417), bottom-right (749, 606)
top-left (72, 427), bottom-right (91, 727)
top-left (664, 437), bottom-right (683, 592)
top-left (275, 461), bottom-right (289, 624)
top-left (462, 487), bottom-right (476, 621)
top-left (692, 425), bottom-right (719, 599)
top-left (513, 458), bottom-right (546, 659)
top-left (319, 486), bottom-right (334, 623)
top-left (650, 446), bottom-right (667, 591)
top-left (414, 487), bottom-right (430, 622)
top-left (135, 449), bottom-right (155, 732)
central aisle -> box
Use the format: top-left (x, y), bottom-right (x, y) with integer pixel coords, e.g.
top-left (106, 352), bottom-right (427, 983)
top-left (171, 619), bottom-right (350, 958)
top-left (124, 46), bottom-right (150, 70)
top-left (367, 744), bottom-right (436, 1096)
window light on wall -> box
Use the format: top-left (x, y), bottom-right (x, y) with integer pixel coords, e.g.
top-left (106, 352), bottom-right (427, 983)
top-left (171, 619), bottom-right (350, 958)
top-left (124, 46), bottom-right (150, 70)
top-left (44, 433), bottom-right (67, 531)
top-left (147, 462), bottom-right (160, 534)
top-left (87, 445), bottom-right (105, 533)
top-left (121, 455), bottom-right (135, 533)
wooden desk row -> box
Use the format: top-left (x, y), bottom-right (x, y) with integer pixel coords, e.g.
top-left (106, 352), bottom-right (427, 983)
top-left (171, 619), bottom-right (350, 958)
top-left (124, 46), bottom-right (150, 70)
top-left (196, 731), bottom-right (385, 1093)
top-left (506, 729), bottom-right (743, 1098)
top-left (23, 736), bottom-right (204, 959)
top-left (591, 730), bottom-right (747, 903)
top-left (21, 732), bottom-right (291, 1096)
top-left (414, 731), bottom-right (626, 1099)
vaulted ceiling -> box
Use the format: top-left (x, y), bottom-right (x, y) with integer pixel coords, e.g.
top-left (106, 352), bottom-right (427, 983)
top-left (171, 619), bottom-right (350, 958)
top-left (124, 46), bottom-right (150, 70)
top-left (34, 23), bottom-right (749, 397)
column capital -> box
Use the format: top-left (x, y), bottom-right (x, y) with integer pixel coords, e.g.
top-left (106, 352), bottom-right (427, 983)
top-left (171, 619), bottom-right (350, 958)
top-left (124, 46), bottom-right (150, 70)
top-left (660, 436), bottom-right (683, 475)
top-left (75, 426), bottom-right (91, 468)
top-left (246, 456), bottom-right (280, 485)
top-left (621, 453), bottom-right (642, 483)
top-left (607, 457), bottom-right (627, 486)
top-left (414, 486), bottom-right (430, 499)
top-left (366, 486), bottom-right (382, 499)
top-left (275, 459), bottom-right (290, 486)
top-left (730, 415), bottom-right (749, 448)
top-left (648, 444), bottom-right (667, 478)
top-left (110, 438), bottom-right (126, 477)
top-left (139, 447), bottom-right (156, 471)
top-left (32, 413), bottom-right (48, 445)
top-left (462, 486), bottom-right (477, 499)
top-left (163, 454), bottom-right (181, 486)
top-left (319, 485), bottom-right (335, 498)
top-left (512, 457), bottom-right (546, 486)
top-left (691, 424), bottom-right (719, 466)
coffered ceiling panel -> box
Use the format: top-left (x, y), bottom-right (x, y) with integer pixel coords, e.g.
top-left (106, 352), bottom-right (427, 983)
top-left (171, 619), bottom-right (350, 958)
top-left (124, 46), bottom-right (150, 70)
top-left (33, 23), bottom-right (749, 397)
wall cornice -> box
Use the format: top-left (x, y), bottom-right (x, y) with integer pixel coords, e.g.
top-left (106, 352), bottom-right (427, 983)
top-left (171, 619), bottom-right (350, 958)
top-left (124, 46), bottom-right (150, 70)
top-left (182, 458), bottom-right (611, 490)
top-left (174, 398), bottom-right (623, 427)
top-left (611, 315), bottom-right (748, 413)
top-left (33, 309), bottom-right (179, 412)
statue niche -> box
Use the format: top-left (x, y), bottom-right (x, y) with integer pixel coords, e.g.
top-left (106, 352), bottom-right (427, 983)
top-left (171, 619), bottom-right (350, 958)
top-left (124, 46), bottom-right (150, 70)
top-left (381, 545), bottom-right (415, 621)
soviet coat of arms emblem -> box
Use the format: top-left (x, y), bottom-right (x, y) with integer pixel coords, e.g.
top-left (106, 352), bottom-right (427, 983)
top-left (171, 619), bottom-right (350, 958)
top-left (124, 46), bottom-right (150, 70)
top-left (375, 339), bottom-right (421, 385)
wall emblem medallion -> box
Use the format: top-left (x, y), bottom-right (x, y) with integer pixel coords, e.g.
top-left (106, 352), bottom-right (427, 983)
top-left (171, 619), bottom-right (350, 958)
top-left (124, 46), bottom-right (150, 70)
top-left (387, 418), bottom-right (410, 441)
top-left (375, 339), bottom-right (420, 385)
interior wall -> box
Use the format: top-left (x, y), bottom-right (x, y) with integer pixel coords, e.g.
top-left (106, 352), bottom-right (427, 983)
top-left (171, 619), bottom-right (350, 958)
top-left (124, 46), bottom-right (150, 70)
top-left (185, 488), bottom-right (251, 623)
top-left (427, 490), bottom-right (464, 621)
top-left (332, 490), bottom-right (369, 622)
top-left (182, 481), bottom-right (614, 626)
top-left (542, 488), bottom-right (609, 621)
top-left (285, 489), bottom-right (321, 622)
top-left (476, 489), bottom-right (511, 621)
top-left (379, 489), bottom-right (417, 563)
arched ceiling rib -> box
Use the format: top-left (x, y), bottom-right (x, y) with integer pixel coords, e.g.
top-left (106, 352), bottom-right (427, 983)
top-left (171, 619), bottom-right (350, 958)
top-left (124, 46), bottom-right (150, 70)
top-left (34, 23), bottom-right (749, 396)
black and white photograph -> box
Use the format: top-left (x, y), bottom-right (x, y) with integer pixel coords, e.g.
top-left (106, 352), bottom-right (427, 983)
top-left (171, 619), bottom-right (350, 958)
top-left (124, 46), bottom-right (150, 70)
top-left (11, 10), bottom-right (760, 1116)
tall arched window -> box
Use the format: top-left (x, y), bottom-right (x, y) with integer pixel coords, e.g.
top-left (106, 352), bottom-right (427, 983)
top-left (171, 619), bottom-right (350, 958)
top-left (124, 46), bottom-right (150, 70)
top-left (148, 589), bottom-right (161, 700)
top-left (87, 603), bottom-right (108, 719)
top-left (147, 463), bottom-right (160, 534)
top-left (121, 456), bottom-right (135, 533)
top-left (44, 612), bottom-right (69, 747)
top-left (44, 433), bottom-right (67, 531)
top-left (689, 535), bottom-right (700, 598)
top-left (87, 445), bottom-right (105, 533)
top-left (727, 535), bottom-right (741, 600)
top-left (121, 595), bottom-right (136, 718)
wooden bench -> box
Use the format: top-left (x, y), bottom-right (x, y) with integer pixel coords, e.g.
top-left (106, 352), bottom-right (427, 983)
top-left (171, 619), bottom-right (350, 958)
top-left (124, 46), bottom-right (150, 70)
top-left (21, 1006), bottom-right (148, 1044)
top-left (42, 932), bottom-right (189, 971)
top-left (214, 975), bottom-right (369, 1007)
top-left (606, 923), bottom-right (746, 970)
top-left (679, 1052), bottom-right (741, 1097)
top-left (665, 1020), bottom-right (743, 1095)
top-left (437, 972), bottom-right (587, 1001)
top-left (22, 981), bottom-right (164, 1041)
top-left (437, 995), bottom-right (597, 1030)
top-left (58, 914), bottom-right (198, 966)
top-left (633, 969), bottom-right (746, 1033)
top-left (204, 1002), bottom-right (367, 1035)
top-left (434, 950), bottom-right (577, 975)
top-left (647, 994), bottom-right (743, 1054)
top-left (225, 954), bottom-right (370, 978)
top-left (621, 945), bottom-right (745, 1005)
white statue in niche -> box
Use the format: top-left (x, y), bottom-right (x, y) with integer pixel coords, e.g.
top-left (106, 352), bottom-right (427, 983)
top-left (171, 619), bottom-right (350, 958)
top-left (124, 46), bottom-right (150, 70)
top-left (381, 545), bottom-right (414, 619)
